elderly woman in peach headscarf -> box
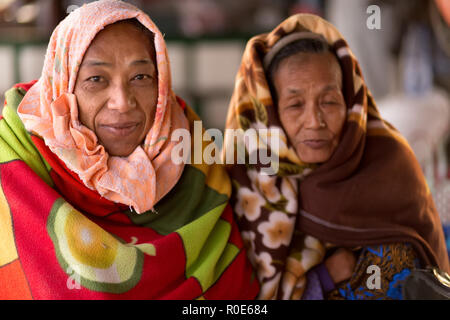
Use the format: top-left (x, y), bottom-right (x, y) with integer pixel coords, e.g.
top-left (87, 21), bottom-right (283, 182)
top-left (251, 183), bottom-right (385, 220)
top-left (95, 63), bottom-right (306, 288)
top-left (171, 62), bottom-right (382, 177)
top-left (224, 13), bottom-right (449, 300)
top-left (0, 0), bottom-right (258, 299)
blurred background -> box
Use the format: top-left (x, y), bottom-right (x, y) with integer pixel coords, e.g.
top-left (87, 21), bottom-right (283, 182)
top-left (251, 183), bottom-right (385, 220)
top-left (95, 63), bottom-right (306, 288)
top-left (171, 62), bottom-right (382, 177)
top-left (0, 0), bottom-right (449, 257)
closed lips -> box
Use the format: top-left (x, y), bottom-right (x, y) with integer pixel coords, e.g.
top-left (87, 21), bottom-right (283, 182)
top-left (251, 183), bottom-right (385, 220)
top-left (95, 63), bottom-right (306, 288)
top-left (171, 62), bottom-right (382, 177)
top-left (301, 139), bottom-right (330, 149)
top-left (99, 121), bottom-right (141, 136)
top-left (101, 122), bottom-right (139, 129)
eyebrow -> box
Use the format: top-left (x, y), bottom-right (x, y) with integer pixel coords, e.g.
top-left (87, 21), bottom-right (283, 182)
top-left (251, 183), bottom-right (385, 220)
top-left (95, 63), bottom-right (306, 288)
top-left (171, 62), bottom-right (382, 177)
top-left (286, 84), bottom-right (341, 96)
top-left (322, 84), bottom-right (341, 92)
top-left (130, 59), bottom-right (153, 66)
top-left (81, 59), bottom-right (153, 67)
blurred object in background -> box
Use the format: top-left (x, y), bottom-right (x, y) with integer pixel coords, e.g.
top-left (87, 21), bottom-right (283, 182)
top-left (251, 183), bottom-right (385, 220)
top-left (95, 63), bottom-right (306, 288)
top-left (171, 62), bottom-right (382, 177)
top-left (35, 0), bottom-right (61, 36)
top-left (378, 88), bottom-right (449, 186)
top-left (176, 0), bottom-right (225, 37)
top-left (0, 0), bottom-right (63, 40)
top-left (56, 0), bottom-right (322, 38)
top-left (289, 0), bottom-right (324, 16)
top-left (430, 0), bottom-right (450, 93)
top-left (174, 0), bottom-right (288, 37)
top-left (253, 0), bottom-right (285, 33)
top-left (401, 23), bottom-right (433, 96)
top-left (325, 0), bottom-right (398, 100)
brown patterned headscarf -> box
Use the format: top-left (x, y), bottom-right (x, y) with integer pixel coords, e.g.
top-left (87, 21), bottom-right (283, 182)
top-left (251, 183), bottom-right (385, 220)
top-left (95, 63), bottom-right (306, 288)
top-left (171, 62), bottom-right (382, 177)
top-left (224, 13), bottom-right (449, 299)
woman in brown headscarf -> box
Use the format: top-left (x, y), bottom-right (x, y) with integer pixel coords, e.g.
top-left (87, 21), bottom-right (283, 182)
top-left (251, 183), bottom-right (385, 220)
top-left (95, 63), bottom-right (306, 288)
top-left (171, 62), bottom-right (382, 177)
top-left (224, 13), bottom-right (449, 300)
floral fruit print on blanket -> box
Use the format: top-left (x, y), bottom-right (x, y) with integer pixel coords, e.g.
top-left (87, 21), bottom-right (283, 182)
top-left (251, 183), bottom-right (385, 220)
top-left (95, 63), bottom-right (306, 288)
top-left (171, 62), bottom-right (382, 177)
top-left (47, 198), bottom-right (156, 294)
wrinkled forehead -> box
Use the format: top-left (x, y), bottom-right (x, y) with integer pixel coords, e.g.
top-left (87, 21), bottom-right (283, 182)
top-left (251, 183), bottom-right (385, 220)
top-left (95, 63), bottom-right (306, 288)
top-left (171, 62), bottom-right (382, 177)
top-left (82, 20), bottom-right (155, 60)
top-left (283, 51), bottom-right (343, 82)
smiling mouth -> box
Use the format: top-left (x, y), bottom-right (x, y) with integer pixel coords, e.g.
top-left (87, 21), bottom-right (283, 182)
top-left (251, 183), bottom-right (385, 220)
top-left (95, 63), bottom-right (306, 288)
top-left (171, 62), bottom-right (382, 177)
top-left (100, 122), bottom-right (140, 137)
top-left (302, 139), bottom-right (330, 149)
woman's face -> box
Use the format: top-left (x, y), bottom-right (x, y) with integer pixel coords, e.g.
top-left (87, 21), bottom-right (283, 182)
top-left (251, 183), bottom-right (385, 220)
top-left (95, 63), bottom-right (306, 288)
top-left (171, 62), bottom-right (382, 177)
top-left (273, 52), bottom-right (346, 164)
top-left (74, 22), bottom-right (157, 157)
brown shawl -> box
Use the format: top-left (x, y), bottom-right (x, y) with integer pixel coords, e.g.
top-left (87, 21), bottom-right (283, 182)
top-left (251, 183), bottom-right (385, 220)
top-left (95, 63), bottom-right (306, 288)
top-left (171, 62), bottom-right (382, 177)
top-left (224, 13), bottom-right (449, 299)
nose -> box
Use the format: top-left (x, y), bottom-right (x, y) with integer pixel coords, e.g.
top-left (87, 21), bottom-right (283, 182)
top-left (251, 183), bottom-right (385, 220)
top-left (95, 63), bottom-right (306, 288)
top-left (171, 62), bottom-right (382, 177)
top-left (304, 104), bottom-right (324, 129)
top-left (108, 83), bottom-right (136, 113)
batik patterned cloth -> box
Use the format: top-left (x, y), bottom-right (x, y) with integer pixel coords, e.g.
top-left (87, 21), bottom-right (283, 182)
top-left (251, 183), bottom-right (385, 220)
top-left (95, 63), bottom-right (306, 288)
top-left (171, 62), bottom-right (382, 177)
top-left (223, 13), bottom-right (449, 300)
top-left (327, 243), bottom-right (420, 300)
top-left (0, 83), bottom-right (259, 299)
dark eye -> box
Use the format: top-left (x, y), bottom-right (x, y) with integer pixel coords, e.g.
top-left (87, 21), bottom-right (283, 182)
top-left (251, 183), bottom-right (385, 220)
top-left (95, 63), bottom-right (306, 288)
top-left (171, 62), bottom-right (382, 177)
top-left (287, 102), bottom-right (303, 109)
top-left (87, 76), bottom-right (102, 82)
top-left (133, 74), bottom-right (151, 81)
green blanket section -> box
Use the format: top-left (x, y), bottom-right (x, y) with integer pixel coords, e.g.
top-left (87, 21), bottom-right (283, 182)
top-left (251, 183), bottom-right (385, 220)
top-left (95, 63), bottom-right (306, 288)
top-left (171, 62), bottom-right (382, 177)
top-left (0, 87), bottom-right (52, 185)
top-left (126, 164), bottom-right (238, 291)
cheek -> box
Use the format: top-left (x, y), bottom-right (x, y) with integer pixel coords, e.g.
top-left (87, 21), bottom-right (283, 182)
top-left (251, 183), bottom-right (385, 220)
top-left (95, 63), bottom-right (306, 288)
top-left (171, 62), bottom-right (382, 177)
top-left (75, 91), bottom-right (104, 131)
top-left (279, 111), bottom-right (300, 141)
top-left (325, 108), bottom-right (347, 136)
top-left (136, 87), bottom-right (157, 122)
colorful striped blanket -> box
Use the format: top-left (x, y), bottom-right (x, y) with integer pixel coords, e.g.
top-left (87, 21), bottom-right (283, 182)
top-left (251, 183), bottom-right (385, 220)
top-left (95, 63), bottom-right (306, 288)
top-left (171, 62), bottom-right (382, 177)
top-left (0, 83), bottom-right (259, 299)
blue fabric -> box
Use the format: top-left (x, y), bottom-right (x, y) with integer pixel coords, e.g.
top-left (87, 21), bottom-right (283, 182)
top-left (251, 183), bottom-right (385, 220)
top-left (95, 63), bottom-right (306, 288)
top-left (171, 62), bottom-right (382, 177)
top-left (335, 244), bottom-right (420, 300)
top-left (443, 225), bottom-right (450, 260)
top-left (386, 269), bottom-right (411, 299)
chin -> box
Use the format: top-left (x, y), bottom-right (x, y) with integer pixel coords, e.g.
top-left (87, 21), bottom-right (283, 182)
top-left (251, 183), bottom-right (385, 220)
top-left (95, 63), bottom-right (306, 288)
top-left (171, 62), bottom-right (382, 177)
top-left (105, 145), bottom-right (137, 157)
top-left (296, 149), bottom-right (332, 164)
top-left (100, 134), bottom-right (144, 157)
top-left (296, 141), bottom-right (338, 163)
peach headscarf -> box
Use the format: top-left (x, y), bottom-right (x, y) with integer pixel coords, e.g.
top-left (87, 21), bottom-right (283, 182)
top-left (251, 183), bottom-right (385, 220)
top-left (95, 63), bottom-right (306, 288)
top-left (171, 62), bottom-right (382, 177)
top-left (17, 0), bottom-right (189, 213)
